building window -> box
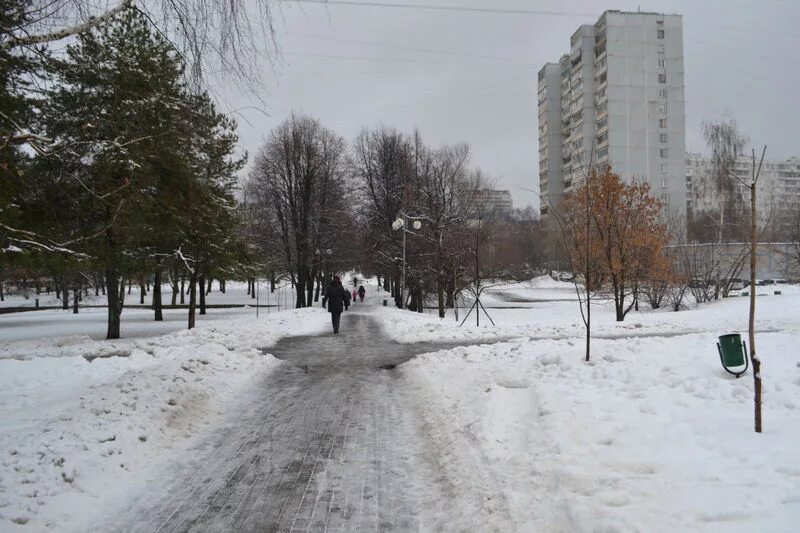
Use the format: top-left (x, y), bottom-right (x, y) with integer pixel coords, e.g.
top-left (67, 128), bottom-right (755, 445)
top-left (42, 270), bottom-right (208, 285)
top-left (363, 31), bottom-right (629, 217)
top-left (660, 133), bottom-right (668, 143)
top-left (657, 58), bottom-right (666, 69)
top-left (597, 147), bottom-right (608, 159)
top-left (661, 163), bottom-right (669, 173)
top-left (659, 118), bottom-right (667, 128)
top-left (657, 29), bottom-right (665, 39)
top-left (660, 148), bottom-right (668, 158)
top-left (659, 87), bottom-right (667, 98)
top-left (661, 178), bottom-right (668, 188)
top-left (597, 117), bottom-right (607, 130)
top-left (657, 103), bottom-right (666, 113)
top-left (658, 45), bottom-right (665, 55)
top-left (658, 73), bottom-right (667, 83)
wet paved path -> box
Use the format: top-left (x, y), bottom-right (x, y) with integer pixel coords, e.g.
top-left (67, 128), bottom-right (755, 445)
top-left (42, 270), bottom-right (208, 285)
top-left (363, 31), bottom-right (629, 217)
top-left (113, 310), bottom-right (465, 532)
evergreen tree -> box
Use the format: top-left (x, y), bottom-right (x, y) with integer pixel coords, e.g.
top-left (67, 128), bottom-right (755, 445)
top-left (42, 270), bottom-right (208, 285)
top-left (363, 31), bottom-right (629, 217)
top-left (44, 9), bottom-right (188, 338)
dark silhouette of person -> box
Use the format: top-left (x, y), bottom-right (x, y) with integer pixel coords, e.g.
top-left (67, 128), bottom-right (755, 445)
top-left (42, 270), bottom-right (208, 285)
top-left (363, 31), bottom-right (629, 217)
top-left (322, 276), bottom-right (349, 334)
top-left (357, 285), bottom-right (366, 302)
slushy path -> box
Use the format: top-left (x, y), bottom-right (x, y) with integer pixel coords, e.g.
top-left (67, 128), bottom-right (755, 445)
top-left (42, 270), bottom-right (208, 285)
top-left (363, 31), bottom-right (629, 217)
top-left (112, 306), bottom-right (464, 532)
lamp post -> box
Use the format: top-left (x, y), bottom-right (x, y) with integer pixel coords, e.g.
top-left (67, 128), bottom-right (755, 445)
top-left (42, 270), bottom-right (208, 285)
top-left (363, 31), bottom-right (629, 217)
top-left (392, 213), bottom-right (423, 309)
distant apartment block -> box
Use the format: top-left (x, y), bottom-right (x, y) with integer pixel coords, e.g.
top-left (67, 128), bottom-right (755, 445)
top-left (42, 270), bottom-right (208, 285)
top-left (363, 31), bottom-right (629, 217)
top-left (474, 189), bottom-right (513, 216)
top-left (686, 152), bottom-right (800, 232)
top-left (538, 10), bottom-right (687, 217)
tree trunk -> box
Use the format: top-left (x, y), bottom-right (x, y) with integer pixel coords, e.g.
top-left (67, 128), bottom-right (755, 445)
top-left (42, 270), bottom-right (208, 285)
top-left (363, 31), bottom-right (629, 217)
top-left (127, 278), bottom-right (131, 295)
top-left (180, 276), bottom-right (185, 304)
top-left (105, 266), bottom-right (123, 340)
top-left (169, 268), bottom-right (178, 306)
top-left (270, 272), bottom-right (275, 293)
top-left (295, 268), bottom-right (306, 308)
top-left (247, 279), bottom-right (251, 296)
top-left (139, 280), bottom-right (146, 305)
top-left (73, 283), bottom-right (79, 314)
top-left (0, 280), bottom-right (3, 301)
top-left (206, 277), bottom-right (212, 295)
top-left (199, 274), bottom-right (206, 315)
top-left (749, 179), bottom-right (762, 433)
top-left (305, 271), bottom-right (314, 307)
top-left (437, 275), bottom-right (445, 318)
top-left (314, 276), bottom-right (321, 302)
top-left (220, 279), bottom-right (226, 293)
top-left (187, 273), bottom-right (197, 329)
top-left (61, 280), bottom-right (69, 310)
top-left (153, 269), bottom-right (163, 321)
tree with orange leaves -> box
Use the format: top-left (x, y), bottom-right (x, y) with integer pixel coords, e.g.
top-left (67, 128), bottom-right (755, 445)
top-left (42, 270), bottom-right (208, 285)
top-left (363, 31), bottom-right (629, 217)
top-left (565, 166), bottom-right (669, 322)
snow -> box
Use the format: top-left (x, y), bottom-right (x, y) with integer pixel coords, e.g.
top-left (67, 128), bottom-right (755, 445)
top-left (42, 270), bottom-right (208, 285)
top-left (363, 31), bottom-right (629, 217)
top-left (1, 275), bottom-right (799, 531)
top-left (388, 281), bottom-right (800, 532)
top-left (0, 304), bottom-right (330, 531)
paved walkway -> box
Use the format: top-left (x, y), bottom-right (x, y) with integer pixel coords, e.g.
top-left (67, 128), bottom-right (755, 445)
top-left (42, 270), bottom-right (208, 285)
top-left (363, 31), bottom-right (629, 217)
top-left (113, 310), bottom-right (460, 532)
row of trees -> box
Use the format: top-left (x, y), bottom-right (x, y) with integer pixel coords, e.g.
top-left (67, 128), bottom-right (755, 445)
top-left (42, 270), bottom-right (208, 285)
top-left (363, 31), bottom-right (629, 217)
top-left (244, 118), bottom-right (536, 318)
top-left (2, 9), bottom-right (247, 338)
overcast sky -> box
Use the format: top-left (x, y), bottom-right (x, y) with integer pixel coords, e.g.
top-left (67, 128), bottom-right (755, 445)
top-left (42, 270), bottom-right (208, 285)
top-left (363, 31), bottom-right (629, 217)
top-left (221, 0), bottom-right (800, 211)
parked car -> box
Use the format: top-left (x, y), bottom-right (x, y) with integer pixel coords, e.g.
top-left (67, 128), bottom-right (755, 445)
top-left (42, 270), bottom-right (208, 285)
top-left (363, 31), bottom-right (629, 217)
top-left (763, 279), bottom-right (775, 286)
top-left (728, 279), bottom-right (745, 291)
top-left (688, 279), bottom-right (707, 289)
top-left (755, 279), bottom-right (765, 286)
top-left (775, 279), bottom-right (788, 285)
top-left (558, 271), bottom-right (575, 282)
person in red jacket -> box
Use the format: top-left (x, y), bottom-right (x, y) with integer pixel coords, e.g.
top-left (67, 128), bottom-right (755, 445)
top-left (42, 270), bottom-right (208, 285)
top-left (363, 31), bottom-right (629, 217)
top-left (352, 288), bottom-right (357, 303)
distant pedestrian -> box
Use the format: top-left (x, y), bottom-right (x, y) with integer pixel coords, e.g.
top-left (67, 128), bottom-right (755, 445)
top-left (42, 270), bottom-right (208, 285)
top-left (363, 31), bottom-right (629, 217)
top-left (344, 287), bottom-right (351, 309)
top-left (352, 288), bottom-right (357, 302)
top-left (357, 285), bottom-right (366, 302)
top-left (322, 276), bottom-right (349, 334)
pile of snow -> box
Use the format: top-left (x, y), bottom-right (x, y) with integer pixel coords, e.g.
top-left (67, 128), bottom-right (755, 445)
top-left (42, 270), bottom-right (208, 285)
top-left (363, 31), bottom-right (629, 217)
top-left (396, 287), bottom-right (800, 531)
top-left (0, 307), bottom-right (329, 530)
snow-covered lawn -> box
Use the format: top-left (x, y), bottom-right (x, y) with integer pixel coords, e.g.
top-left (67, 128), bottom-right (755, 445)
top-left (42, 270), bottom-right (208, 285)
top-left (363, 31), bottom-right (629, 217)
top-left (381, 277), bottom-right (800, 532)
top-left (2, 275), bottom-right (798, 531)
top-left (0, 305), bottom-right (330, 531)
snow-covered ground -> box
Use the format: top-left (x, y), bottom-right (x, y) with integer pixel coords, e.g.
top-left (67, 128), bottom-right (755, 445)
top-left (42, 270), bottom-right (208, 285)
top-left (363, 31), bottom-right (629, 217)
top-left (0, 304), bottom-right (331, 531)
top-left (381, 277), bottom-right (800, 532)
top-left (2, 274), bottom-right (798, 531)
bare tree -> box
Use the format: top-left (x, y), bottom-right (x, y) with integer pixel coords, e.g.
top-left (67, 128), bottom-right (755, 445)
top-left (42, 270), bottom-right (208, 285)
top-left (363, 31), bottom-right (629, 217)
top-left (247, 114), bottom-right (349, 309)
top-left (716, 145), bottom-right (768, 434)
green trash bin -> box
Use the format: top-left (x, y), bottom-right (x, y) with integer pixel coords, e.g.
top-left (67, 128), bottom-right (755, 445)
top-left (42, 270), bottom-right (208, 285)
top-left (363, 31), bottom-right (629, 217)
top-left (383, 299), bottom-right (387, 307)
top-left (716, 333), bottom-right (749, 378)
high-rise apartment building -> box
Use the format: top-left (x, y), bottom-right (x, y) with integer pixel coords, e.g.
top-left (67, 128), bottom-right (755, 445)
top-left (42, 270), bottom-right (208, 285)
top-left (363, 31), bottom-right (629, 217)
top-left (538, 10), bottom-right (686, 217)
top-left (687, 153), bottom-right (800, 234)
top-left (473, 189), bottom-right (514, 216)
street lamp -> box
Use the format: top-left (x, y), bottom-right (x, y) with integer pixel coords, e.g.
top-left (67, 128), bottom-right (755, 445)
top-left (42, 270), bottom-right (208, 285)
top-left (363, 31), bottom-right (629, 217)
top-left (392, 212), bottom-right (424, 309)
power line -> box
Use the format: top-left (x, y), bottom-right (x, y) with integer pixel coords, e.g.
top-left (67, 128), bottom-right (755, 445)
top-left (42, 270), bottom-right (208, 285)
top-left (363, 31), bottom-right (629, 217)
top-left (283, 31), bottom-right (537, 64)
top-left (283, 50), bottom-right (536, 68)
top-left (292, 0), bottom-right (597, 18)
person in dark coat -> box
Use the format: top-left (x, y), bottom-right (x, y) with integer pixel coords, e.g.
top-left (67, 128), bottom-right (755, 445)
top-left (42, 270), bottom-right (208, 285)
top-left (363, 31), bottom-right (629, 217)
top-left (322, 276), bottom-right (348, 334)
top-left (357, 285), bottom-right (366, 302)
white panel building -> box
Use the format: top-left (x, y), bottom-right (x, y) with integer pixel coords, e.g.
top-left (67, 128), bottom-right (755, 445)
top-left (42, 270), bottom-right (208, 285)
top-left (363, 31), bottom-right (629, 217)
top-left (538, 10), bottom-right (687, 218)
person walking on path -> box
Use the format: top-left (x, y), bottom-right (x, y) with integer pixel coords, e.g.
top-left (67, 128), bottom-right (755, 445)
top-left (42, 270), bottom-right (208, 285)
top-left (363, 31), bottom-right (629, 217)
top-left (322, 276), bottom-right (349, 334)
top-left (352, 288), bottom-right (357, 303)
top-left (357, 285), bottom-right (366, 303)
